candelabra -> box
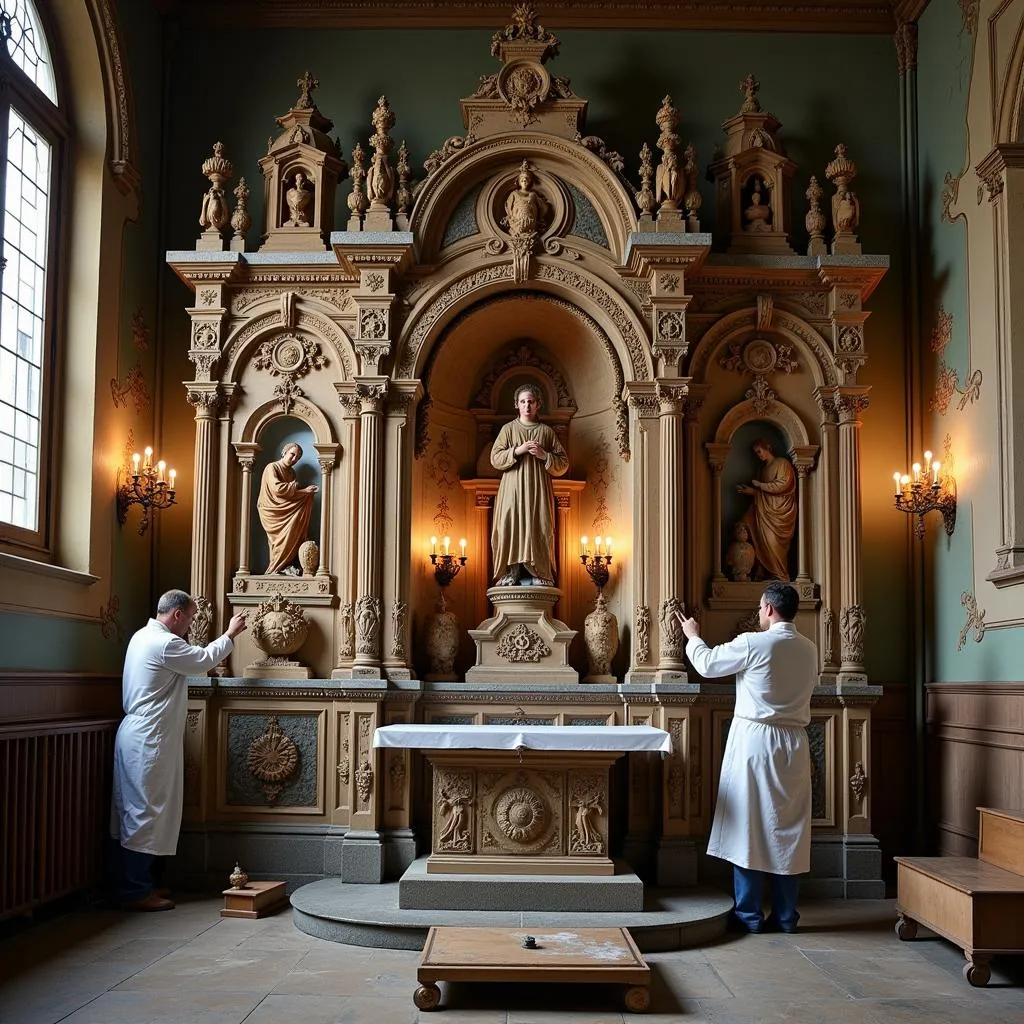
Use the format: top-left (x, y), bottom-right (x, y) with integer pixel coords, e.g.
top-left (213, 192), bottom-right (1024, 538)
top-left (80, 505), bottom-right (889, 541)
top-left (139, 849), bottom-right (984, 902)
top-left (578, 534), bottom-right (613, 593)
top-left (117, 446), bottom-right (177, 536)
top-left (429, 535), bottom-right (468, 587)
top-left (892, 450), bottom-right (956, 539)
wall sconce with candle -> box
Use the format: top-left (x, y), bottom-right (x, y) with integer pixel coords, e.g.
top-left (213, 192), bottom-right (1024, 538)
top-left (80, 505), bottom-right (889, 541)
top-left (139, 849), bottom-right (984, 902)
top-left (579, 534), bottom-right (614, 593)
top-left (117, 446), bottom-right (178, 536)
top-left (424, 535), bottom-right (468, 681)
top-left (893, 449), bottom-right (956, 539)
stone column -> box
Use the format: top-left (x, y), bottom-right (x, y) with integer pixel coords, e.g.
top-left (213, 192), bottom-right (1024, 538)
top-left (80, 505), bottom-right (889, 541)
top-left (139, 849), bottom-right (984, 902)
top-left (815, 389), bottom-right (839, 672)
top-left (353, 378), bottom-right (388, 678)
top-left (791, 446), bottom-right (819, 586)
top-left (656, 381), bottom-right (688, 682)
top-left (706, 444), bottom-right (730, 580)
top-left (332, 390), bottom-right (361, 676)
top-left (683, 394), bottom-right (705, 618)
top-left (312, 444), bottom-right (340, 577)
top-left (233, 442), bottom-right (260, 577)
top-left (381, 383), bottom-right (421, 680)
top-left (624, 385), bottom-right (659, 684)
top-left (836, 389), bottom-right (870, 684)
top-left (186, 386), bottom-right (221, 606)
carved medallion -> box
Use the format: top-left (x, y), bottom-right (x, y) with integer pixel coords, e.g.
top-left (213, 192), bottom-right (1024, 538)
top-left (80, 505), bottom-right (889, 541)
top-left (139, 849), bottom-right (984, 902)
top-left (496, 623), bottom-right (551, 663)
top-left (247, 716), bottom-right (299, 804)
top-left (495, 786), bottom-right (547, 844)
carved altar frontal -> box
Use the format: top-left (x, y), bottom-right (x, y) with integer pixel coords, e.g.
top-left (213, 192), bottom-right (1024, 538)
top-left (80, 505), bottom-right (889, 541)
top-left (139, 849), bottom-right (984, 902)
top-left (428, 750), bottom-right (617, 875)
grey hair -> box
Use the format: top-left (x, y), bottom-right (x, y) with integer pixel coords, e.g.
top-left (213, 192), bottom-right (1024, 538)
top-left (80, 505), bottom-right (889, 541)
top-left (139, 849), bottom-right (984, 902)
top-left (281, 442), bottom-right (303, 458)
top-left (156, 589), bottom-right (194, 616)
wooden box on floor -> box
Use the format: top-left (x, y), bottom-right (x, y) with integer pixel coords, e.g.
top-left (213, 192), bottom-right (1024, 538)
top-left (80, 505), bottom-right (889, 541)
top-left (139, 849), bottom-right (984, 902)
top-left (221, 880), bottom-right (288, 919)
top-left (895, 806), bottom-right (1024, 986)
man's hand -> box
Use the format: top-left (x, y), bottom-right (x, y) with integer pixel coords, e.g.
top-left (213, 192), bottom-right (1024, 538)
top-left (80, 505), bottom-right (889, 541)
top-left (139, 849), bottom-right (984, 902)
top-left (227, 613), bottom-right (248, 639)
top-left (737, 484), bottom-right (756, 495)
top-left (303, 484), bottom-right (319, 494)
top-left (674, 611), bottom-right (701, 640)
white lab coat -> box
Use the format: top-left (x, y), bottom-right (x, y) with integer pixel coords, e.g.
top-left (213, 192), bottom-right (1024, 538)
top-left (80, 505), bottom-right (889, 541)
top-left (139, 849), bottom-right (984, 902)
top-left (111, 620), bottom-right (233, 856)
top-left (686, 621), bottom-right (818, 874)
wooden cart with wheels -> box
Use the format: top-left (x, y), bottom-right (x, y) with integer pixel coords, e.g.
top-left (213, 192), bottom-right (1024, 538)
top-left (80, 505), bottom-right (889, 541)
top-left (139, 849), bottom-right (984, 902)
top-left (415, 926), bottom-right (651, 1012)
top-left (895, 807), bottom-right (1024, 987)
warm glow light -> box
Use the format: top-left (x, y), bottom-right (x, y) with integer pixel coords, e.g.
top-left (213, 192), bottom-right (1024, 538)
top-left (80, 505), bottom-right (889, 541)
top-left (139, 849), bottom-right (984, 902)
top-left (901, 474), bottom-right (910, 487)
top-left (595, 535), bottom-right (603, 554)
top-left (893, 471), bottom-right (901, 496)
top-left (459, 538), bottom-right (466, 555)
top-left (144, 446), bottom-right (153, 468)
top-left (932, 461), bottom-right (941, 485)
top-left (443, 536), bottom-right (450, 555)
top-left (606, 537), bottom-right (613, 553)
top-left (157, 460), bottom-right (166, 483)
top-left (912, 462), bottom-right (921, 483)
top-left (430, 536), bottom-right (437, 555)
top-left (924, 450), bottom-right (932, 465)
top-left (581, 535), bottom-right (589, 555)
top-left (132, 452), bottom-right (141, 474)
top-left (169, 469), bottom-right (177, 490)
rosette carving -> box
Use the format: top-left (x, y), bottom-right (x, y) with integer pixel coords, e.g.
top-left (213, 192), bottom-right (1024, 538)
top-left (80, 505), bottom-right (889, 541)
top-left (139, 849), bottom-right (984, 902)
top-left (247, 716), bottom-right (299, 803)
top-left (495, 785), bottom-right (547, 844)
top-left (496, 623), bottom-right (551, 663)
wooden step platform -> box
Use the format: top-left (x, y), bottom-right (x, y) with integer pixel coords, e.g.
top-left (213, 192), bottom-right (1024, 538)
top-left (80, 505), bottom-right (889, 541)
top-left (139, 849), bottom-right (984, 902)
top-left (414, 925), bottom-right (651, 1012)
top-left (895, 807), bottom-right (1024, 986)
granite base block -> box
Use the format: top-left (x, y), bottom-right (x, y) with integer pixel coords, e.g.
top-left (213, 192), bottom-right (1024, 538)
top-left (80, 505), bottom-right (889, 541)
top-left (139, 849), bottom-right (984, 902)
top-left (398, 857), bottom-right (643, 912)
top-left (340, 831), bottom-right (385, 883)
top-left (656, 838), bottom-right (699, 888)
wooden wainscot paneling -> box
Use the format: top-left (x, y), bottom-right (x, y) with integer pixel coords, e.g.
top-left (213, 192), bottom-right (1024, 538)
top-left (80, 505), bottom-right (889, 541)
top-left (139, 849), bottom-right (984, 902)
top-left (810, 712), bottom-right (836, 828)
top-left (183, 700), bottom-right (207, 819)
top-left (215, 703), bottom-right (327, 818)
top-left (926, 683), bottom-right (1024, 856)
top-left (843, 706), bottom-right (871, 834)
top-left (656, 705), bottom-right (710, 838)
top-left (351, 706), bottom-right (380, 830)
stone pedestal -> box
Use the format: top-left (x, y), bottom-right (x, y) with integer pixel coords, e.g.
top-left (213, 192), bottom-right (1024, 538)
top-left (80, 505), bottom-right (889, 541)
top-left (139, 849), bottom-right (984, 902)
top-left (466, 586), bottom-right (577, 684)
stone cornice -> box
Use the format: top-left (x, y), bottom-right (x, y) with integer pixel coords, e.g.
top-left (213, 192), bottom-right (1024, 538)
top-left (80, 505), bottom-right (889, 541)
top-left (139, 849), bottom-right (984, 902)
top-left (167, 0), bottom-right (899, 34)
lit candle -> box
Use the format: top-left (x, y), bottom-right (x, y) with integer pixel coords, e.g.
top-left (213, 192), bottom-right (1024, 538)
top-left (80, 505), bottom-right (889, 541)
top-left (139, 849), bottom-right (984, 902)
top-left (443, 536), bottom-right (450, 555)
top-left (912, 462), bottom-right (921, 483)
top-left (459, 538), bottom-right (467, 557)
top-left (893, 471), bottom-right (901, 496)
top-left (606, 537), bottom-right (613, 554)
top-left (581, 535), bottom-right (588, 556)
top-left (932, 461), bottom-right (941, 485)
top-left (900, 474), bottom-right (910, 489)
top-left (132, 452), bottom-right (141, 475)
top-left (144, 446), bottom-right (153, 469)
top-left (157, 460), bottom-right (166, 483)
top-left (595, 535), bottom-right (603, 555)
top-left (924, 450), bottom-right (932, 466)
top-left (430, 536), bottom-right (437, 556)
top-left (169, 469), bottom-right (176, 491)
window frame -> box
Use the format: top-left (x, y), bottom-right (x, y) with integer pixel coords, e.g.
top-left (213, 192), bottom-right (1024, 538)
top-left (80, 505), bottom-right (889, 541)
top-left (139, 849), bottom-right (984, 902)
top-left (0, 11), bottom-right (70, 560)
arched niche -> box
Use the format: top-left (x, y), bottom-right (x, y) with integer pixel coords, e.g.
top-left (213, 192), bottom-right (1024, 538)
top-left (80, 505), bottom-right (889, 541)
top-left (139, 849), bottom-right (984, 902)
top-left (411, 132), bottom-right (637, 262)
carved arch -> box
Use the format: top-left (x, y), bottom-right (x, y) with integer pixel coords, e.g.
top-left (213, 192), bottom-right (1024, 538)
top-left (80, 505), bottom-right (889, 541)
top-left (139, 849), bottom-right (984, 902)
top-left (238, 398), bottom-right (337, 447)
top-left (221, 306), bottom-right (356, 383)
top-left (411, 132), bottom-right (636, 262)
top-left (713, 396), bottom-right (812, 449)
top-left (396, 260), bottom-right (652, 385)
top-left (689, 306), bottom-right (836, 388)
top-left (995, 15), bottom-right (1024, 143)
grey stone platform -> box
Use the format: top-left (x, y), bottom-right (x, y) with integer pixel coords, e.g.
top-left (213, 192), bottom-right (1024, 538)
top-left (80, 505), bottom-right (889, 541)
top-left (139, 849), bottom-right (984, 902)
top-left (398, 857), bottom-right (644, 911)
top-left (290, 870), bottom-right (733, 952)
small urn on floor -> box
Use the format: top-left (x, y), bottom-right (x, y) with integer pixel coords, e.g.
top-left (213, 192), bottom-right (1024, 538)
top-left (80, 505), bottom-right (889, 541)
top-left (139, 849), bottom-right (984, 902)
top-left (229, 862), bottom-right (249, 889)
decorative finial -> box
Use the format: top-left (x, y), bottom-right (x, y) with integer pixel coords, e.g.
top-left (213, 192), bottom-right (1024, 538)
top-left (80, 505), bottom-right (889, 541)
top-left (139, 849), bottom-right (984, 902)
top-left (654, 96), bottom-right (683, 212)
top-left (198, 141), bottom-right (233, 233)
top-left (490, 3), bottom-right (560, 62)
top-left (365, 96), bottom-right (396, 212)
top-left (740, 73), bottom-right (761, 114)
top-left (296, 70), bottom-right (319, 110)
top-left (230, 176), bottom-right (251, 243)
top-left (636, 142), bottom-right (655, 216)
top-left (825, 143), bottom-right (857, 184)
top-left (347, 142), bottom-right (368, 224)
top-left (805, 175), bottom-right (826, 256)
top-left (683, 143), bottom-right (701, 229)
top-left (396, 140), bottom-right (412, 220)
top-left (229, 862), bottom-right (249, 889)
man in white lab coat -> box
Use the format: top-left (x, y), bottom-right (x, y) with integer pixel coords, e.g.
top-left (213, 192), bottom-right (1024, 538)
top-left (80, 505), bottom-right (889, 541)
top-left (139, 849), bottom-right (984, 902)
top-left (677, 582), bottom-right (817, 933)
top-left (110, 590), bottom-right (246, 911)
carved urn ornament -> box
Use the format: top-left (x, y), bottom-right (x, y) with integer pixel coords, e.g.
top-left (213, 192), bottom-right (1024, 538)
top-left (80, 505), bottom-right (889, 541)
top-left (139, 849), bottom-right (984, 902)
top-left (583, 592), bottom-right (618, 683)
top-left (424, 590), bottom-right (460, 680)
top-left (298, 540), bottom-right (320, 577)
top-left (229, 862), bottom-right (249, 889)
top-left (250, 594), bottom-right (309, 658)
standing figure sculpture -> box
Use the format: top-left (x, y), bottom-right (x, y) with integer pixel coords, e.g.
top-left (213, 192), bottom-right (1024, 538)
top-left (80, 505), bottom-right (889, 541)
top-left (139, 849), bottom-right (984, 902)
top-left (832, 181), bottom-right (860, 233)
top-left (503, 160), bottom-right (547, 239)
top-left (285, 170), bottom-right (313, 227)
top-left (257, 442), bottom-right (319, 575)
top-left (736, 437), bottom-right (797, 581)
top-left (490, 384), bottom-right (569, 587)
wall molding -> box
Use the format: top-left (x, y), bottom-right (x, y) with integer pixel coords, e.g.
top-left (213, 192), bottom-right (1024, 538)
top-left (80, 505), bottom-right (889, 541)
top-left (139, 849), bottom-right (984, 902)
top-left (0, 672), bottom-right (122, 726)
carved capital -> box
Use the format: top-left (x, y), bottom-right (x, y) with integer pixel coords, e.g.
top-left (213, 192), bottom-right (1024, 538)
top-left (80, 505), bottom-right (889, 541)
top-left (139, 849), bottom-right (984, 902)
top-left (656, 383), bottom-right (688, 415)
top-left (186, 385), bottom-right (222, 413)
top-left (835, 388), bottom-right (870, 421)
top-left (356, 380), bottom-right (389, 413)
top-left (973, 144), bottom-right (1024, 203)
top-left (894, 20), bottom-right (918, 76)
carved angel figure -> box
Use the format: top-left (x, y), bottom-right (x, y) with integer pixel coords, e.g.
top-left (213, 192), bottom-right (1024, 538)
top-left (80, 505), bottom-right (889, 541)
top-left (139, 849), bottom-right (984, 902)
top-left (574, 792), bottom-right (602, 846)
top-left (655, 149), bottom-right (683, 208)
top-left (285, 171), bottom-right (313, 227)
top-left (503, 160), bottom-right (547, 238)
top-left (437, 787), bottom-right (470, 848)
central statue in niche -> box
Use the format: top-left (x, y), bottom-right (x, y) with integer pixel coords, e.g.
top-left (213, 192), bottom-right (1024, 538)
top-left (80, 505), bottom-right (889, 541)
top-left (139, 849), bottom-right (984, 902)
top-left (490, 383), bottom-right (569, 587)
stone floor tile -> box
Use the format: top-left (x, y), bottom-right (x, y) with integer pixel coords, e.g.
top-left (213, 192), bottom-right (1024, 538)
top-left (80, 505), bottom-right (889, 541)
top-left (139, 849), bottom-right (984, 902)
top-left (802, 949), bottom-right (972, 999)
top-left (111, 948), bottom-right (306, 993)
top-left (860, 997), bottom-right (1024, 1024)
top-left (242, 992), bottom-right (420, 1024)
top-left (701, 946), bottom-right (851, 1000)
top-left (649, 962), bottom-right (734, 1000)
top-left (694, 997), bottom-right (871, 1024)
top-left (55, 988), bottom-right (264, 1024)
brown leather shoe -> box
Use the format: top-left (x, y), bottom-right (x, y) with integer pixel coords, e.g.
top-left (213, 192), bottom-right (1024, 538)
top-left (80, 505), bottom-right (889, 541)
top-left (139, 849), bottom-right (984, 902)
top-left (154, 887), bottom-right (173, 899)
top-left (120, 893), bottom-right (175, 912)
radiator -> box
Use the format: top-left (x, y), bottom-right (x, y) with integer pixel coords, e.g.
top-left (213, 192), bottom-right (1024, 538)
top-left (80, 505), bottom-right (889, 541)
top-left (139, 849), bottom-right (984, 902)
top-left (0, 720), bottom-right (117, 919)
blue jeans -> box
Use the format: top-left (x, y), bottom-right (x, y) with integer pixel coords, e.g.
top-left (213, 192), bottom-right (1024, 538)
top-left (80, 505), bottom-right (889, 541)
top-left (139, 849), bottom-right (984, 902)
top-left (733, 865), bottom-right (801, 931)
top-left (109, 838), bottom-right (156, 902)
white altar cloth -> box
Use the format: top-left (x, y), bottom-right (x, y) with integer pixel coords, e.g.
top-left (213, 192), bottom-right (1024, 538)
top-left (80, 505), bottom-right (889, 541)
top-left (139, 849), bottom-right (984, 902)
top-left (372, 723), bottom-right (672, 755)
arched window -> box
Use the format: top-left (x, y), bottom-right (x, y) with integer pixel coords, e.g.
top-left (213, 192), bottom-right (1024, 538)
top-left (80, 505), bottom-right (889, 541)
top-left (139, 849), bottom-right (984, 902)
top-left (0, 0), bottom-right (66, 553)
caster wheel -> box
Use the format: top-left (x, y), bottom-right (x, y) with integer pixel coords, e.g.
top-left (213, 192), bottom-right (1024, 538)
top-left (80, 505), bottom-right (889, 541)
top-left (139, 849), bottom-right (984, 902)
top-left (963, 960), bottom-right (991, 987)
top-left (895, 916), bottom-right (918, 941)
top-left (624, 985), bottom-right (651, 1012)
top-left (414, 983), bottom-right (441, 1010)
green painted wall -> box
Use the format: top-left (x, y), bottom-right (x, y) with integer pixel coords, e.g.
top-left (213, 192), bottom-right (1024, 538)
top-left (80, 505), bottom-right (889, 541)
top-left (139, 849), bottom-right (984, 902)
top-left (917, 2), bottom-right (1022, 682)
top-left (0, 0), bottom-right (166, 673)
top-left (157, 24), bottom-right (912, 682)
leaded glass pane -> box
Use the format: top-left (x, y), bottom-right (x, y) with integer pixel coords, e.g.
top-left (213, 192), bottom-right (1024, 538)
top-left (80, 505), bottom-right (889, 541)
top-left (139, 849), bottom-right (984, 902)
top-left (3, 1), bottom-right (57, 103)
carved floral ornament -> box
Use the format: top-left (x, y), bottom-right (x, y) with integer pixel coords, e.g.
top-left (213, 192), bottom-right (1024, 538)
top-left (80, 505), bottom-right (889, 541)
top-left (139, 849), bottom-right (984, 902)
top-left (496, 623), bottom-right (551, 663)
top-left (247, 716), bottom-right (300, 804)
